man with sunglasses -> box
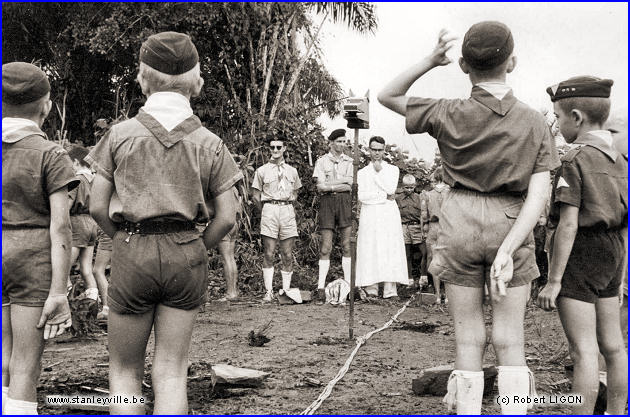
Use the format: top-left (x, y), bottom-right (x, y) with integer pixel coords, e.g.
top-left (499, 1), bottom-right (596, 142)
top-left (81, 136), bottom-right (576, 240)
top-left (312, 129), bottom-right (354, 303)
top-left (252, 137), bottom-right (302, 302)
top-left (355, 136), bottom-right (408, 300)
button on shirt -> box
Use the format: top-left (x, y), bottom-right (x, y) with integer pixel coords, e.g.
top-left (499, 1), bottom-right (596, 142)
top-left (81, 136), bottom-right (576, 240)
top-left (251, 161), bottom-right (302, 201)
top-left (406, 86), bottom-right (560, 193)
top-left (86, 98), bottom-right (243, 224)
top-left (313, 152), bottom-right (353, 184)
top-left (551, 131), bottom-right (628, 229)
top-left (3, 118), bottom-right (79, 227)
top-left (395, 192), bottom-right (427, 223)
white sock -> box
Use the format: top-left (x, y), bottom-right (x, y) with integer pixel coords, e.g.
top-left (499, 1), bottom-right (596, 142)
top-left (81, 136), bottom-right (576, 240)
top-left (5, 397), bottom-right (38, 415)
top-left (497, 366), bottom-right (536, 415)
top-left (318, 260), bottom-right (330, 289)
top-left (443, 370), bottom-right (484, 415)
top-left (2, 386), bottom-right (8, 414)
top-left (262, 267), bottom-right (274, 293)
top-left (342, 257), bottom-right (351, 284)
top-left (281, 270), bottom-right (293, 291)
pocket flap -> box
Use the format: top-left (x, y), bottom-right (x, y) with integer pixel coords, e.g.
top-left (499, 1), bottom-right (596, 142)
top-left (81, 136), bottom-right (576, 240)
top-left (171, 230), bottom-right (202, 244)
top-left (504, 202), bottom-right (523, 219)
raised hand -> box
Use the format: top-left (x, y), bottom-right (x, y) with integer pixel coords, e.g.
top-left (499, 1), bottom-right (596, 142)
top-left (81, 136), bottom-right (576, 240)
top-left (430, 29), bottom-right (458, 66)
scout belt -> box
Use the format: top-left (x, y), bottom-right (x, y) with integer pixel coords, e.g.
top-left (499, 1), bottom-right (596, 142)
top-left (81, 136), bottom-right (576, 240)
top-left (264, 200), bottom-right (293, 206)
top-left (120, 219), bottom-right (196, 235)
top-left (402, 221), bottom-right (421, 225)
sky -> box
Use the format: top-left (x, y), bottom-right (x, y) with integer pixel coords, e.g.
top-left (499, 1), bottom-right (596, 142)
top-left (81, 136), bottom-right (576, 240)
top-left (316, 2), bottom-right (628, 165)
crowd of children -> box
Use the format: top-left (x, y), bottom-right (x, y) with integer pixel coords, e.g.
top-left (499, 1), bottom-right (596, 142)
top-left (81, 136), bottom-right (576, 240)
top-left (2, 19), bottom-right (627, 416)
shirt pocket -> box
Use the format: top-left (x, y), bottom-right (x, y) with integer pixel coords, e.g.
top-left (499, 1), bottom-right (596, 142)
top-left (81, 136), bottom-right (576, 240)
top-left (262, 175), bottom-right (278, 195)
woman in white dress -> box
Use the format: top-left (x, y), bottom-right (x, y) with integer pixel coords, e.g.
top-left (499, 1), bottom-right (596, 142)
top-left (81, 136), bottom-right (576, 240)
top-left (356, 136), bottom-right (409, 299)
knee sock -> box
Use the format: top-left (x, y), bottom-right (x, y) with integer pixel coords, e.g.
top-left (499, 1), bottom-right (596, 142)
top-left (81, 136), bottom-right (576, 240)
top-left (318, 260), bottom-right (330, 289)
top-left (443, 370), bottom-right (484, 415)
top-left (262, 267), bottom-right (274, 293)
top-left (2, 386), bottom-right (8, 414)
top-left (497, 365), bottom-right (536, 415)
top-left (281, 270), bottom-right (293, 291)
top-left (5, 397), bottom-right (38, 415)
top-left (342, 257), bottom-right (351, 284)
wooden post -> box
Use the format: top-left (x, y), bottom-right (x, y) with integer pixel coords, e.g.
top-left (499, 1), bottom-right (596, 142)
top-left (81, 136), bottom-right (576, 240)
top-left (349, 127), bottom-right (360, 339)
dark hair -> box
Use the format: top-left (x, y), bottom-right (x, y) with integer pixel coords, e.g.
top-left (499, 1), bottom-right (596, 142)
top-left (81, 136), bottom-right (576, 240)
top-left (557, 97), bottom-right (611, 125)
top-left (266, 134), bottom-right (286, 145)
top-left (328, 128), bottom-right (346, 141)
top-left (368, 136), bottom-right (385, 147)
top-left (433, 167), bottom-right (444, 183)
top-left (68, 145), bottom-right (90, 168)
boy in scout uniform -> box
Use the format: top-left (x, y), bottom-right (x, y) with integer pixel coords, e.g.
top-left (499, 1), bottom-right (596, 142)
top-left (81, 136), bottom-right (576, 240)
top-left (313, 128), bottom-right (354, 302)
top-left (252, 137), bottom-right (302, 302)
top-left (67, 145), bottom-right (101, 303)
top-left (2, 62), bottom-right (78, 414)
top-left (378, 22), bottom-right (559, 414)
top-left (88, 32), bottom-right (242, 414)
top-left (395, 174), bottom-right (428, 289)
top-left (538, 77), bottom-right (627, 414)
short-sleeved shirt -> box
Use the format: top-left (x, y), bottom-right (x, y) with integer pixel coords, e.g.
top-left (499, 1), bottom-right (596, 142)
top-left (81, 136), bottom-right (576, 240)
top-left (86, 111), bottom-right (243, 224)
top-left (406, 86), bottom-right (561, 193)
top-left (313, 152), bottom-right (353, 184)
top-left (395, 192), bottom-right (427, 223)
top-left (69, 172), bottom-right (93, 216)
top-left (251, 161), bottom-right (302, 201)
top-left (550, 132), bottom-right (628, 229)
top-left (2, 121), bottom-right (79, 227)
top-left (426, 185), bottom-right (450, 222)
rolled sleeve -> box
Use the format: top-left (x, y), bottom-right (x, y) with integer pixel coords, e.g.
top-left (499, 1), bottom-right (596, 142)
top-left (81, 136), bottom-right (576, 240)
top-left (86, 130), bottom-right (115, 183)
top-left (533, 123), bottom-right (561, 173)
top-left (251, 168), bottom-right (263, 191)
top-left (44, 147), bottom-right (80, 194)
top-left (554, 160), bottom-right (581, 208)
top-left (313, 158), bottom-right (324, 179)
top-left (405, 97), bottom-right (445, 136)
top-left (208, 142), bottom-right (244, 197)
top-left (292, 168), bottom-right (302, 190)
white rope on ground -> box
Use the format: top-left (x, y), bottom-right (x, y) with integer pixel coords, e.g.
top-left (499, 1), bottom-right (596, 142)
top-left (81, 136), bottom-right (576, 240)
top-left (300, 293), bottom-right (418, 415)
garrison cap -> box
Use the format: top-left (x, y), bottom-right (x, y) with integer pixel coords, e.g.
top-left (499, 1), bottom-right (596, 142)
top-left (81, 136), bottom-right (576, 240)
top-left (546, 76), bottom-right (613, 102)
top-left (328, 128), bottom-right (347, 141)
top-left (462, 21), bottom-right (514, 70)
top-left (2, 62), bottom-right (50, 105)
top-left (140, 31), bottom-right (199, 75)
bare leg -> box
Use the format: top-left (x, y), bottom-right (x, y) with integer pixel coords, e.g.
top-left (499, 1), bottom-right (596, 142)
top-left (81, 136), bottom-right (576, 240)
top-left (152, 305), bottom-right (198, 415)
top-left (218, 240), bottom-right (239, 299)
top-left (261, 236), bottom-right (277, 269)
top-left (108, 309), bottom-right (154, 414)
top-left (340, 226), bottom-right (352, 258)
top-left (491, 284), bottom-right (529, 365)
top-left (279, 237), bottom-right (295, 273)
top-left (404, 244), bottom-right (414, 281)
top-left (8, 305), bottom-right (45, 401)
top-left (79, 245), bottom-right (98, 290)
top-left (319, 229), bottom-right (334, 261)
top-left (595, 296), bottom-right (627, 414)
top-left (558, 296), bottom-right (599, 414)
top-left (93, 248), bottom-right (111, 307)
top-left (2, 305), bottom-right (12, 389)
top-left (446, 284), bottom-right (486, 370)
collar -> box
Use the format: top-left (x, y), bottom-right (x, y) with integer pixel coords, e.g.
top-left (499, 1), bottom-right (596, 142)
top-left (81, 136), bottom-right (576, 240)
top-left (76, 167), bottom-right (95, 183)
top-left (141, 92), bottom-right (193, 132)
top-left (135, 110), bottom-right (202, 148)
top-left (574, 131), bottom-right (619, 161)
top-left (2, 117), bottom-right (45, 143)
top-left (475, 82), bottom-right (511, 100)
top-left (471, 85), bottom-right (516, 116)
top-left (269, 158), bottom-right (286, 167)
top-left (327, 151), bottom-right (351, 162)
top-left (400, 192), bottom-right (416, 200)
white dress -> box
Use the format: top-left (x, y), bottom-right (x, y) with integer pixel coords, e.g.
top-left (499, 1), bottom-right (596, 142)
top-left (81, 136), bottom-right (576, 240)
top-left (355, 162), bottom-right (409, 287)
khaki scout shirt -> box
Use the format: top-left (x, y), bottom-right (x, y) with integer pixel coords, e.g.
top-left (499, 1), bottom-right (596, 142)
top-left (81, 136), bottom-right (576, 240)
top-left (69, 171), bottom-right (94, 216)
top-left (406, 86), bottom-right (560, 193)
top-left (2, 120), bottom-right (79, 227)
top-left (551, 131), bottom-right (628, 229)
top-left (313, 152), bottom-right (353, 185)
top-left (251, 160), bottom-right (302, 201)
top-left (395, 192), bottom-right (427, 224)
top-left (86, 111), bottom-right (243, 224)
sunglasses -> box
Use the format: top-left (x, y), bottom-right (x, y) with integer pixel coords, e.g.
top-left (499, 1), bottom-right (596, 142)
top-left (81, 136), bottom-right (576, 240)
top-left (270, 145), bottom-right (283, 150)
top-left (369, 147), bottom-right (385, 152)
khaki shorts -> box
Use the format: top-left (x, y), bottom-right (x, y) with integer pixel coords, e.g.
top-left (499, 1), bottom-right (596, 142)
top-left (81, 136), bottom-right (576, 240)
top-left (428, 188), bottom-right (538, 288)
top-left (71, 214), bottom-right (98, 247)
top-left (402, 223), bottom-right (424, 245)
top-left (97, 227), bottom-right (113, 251)
top-left (2, 228), bottom-right (52, 307)
top-left (108, 230), bottom-right (208, 314)
top-left (260, 203), bottom-right (298, 240)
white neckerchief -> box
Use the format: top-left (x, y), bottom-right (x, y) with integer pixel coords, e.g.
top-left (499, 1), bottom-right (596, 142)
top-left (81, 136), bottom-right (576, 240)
top-left (476, 81), bottom-right (511, 100)
top-left (2, 117), bottom-right (39, 140)
top-left (586, 130), bottom-right (614, 147)
top-left (271, 159), bottom-right (287, 191)
top-left (141, 92), bottom-right (193, 132)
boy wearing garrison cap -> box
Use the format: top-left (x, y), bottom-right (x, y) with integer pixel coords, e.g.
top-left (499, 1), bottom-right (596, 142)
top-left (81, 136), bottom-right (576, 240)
top-left (538, 77), bottom-right (627, 414)
top-left (2, 62), bottom-right (78, 414)
top-left (313, 129), bottom-right (354, 302)
top-left (251, 136), bottom-right (302, 302)
top-left (379, 22), bottom-right (559, 414)
top-left (87, 32), bottom-right (242, 414)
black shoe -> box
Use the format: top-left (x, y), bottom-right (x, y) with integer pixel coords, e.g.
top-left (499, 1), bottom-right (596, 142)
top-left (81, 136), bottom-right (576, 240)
top-left (316, 288), bottom-right (326, 305)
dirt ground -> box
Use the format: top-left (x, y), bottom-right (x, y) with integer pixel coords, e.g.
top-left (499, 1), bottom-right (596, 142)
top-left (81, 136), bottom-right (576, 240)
top-left (37, 286), bottom-right (605, 415)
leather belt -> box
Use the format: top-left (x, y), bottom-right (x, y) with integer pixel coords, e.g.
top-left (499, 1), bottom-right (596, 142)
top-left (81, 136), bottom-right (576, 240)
top-left (264, 200), bottom-right (293, 206)
top-left (120, 219), bottom-right (196, 235)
